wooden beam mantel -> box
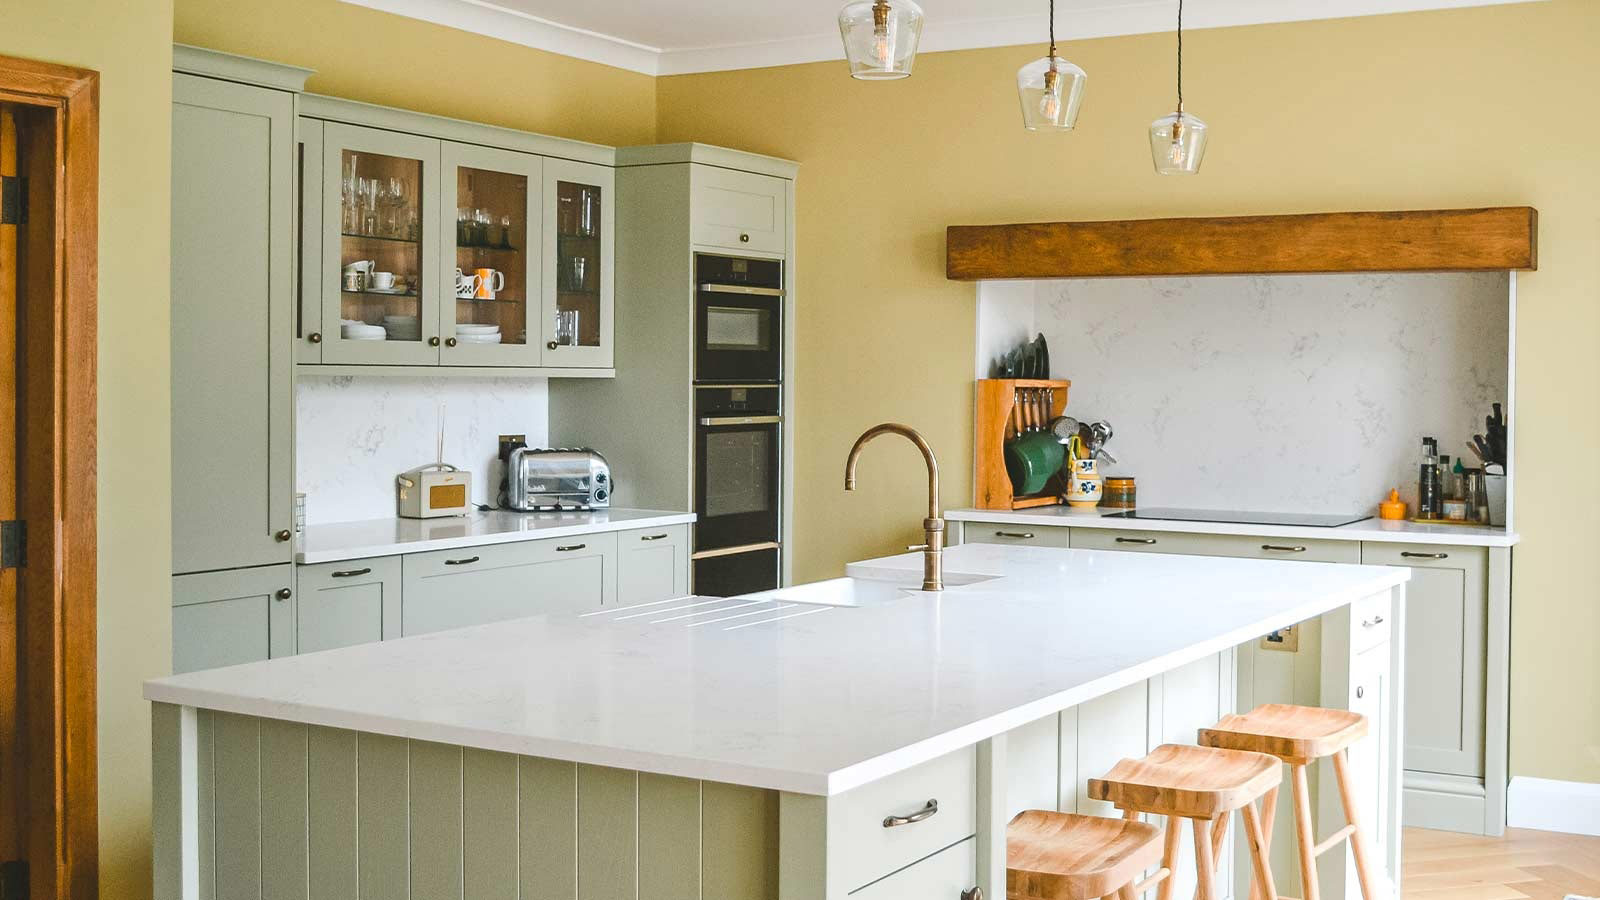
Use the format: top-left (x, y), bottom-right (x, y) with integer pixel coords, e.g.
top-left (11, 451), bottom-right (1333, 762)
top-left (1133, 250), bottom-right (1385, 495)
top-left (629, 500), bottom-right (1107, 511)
top-left (946, 207), bottom-right (1538, 280)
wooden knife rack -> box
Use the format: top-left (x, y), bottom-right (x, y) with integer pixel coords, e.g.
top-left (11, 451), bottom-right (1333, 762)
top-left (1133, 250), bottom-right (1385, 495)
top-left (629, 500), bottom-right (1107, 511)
top-left (974, 378), bottom-right (1072, 510)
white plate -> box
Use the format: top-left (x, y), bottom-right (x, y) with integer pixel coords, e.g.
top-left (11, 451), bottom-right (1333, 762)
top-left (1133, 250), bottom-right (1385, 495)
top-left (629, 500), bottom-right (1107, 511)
top-left (454, 333), bottom-right (503, 344)
top-left (343, 334), bottom-right (387, 341)
top-left (455, 323), bottom-right (500, 334)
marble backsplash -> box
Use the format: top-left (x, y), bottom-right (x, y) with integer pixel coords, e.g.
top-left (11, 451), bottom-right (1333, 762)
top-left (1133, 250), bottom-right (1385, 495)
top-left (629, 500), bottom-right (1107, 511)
top-left (975, 272), bottom-right (1510, 514)
top-left (296, 376), bottom-right (549, 524)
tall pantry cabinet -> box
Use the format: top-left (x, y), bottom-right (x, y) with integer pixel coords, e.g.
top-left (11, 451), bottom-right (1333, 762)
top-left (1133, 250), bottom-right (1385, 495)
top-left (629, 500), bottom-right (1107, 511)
top-left (169, 54), bottom-right (309, 671)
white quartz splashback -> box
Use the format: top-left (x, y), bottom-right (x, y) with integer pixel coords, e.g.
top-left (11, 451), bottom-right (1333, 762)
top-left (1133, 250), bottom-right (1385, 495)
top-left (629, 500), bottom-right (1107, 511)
top-left (296, 375), bottom-right (548, 523)
top-left (977, 273), bottom-right (1509, 514)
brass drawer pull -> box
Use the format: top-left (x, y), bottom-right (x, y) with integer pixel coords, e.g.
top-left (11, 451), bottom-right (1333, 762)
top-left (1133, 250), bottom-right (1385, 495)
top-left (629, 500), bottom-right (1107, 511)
top-left (331, 567), bottom-right (372, 578)
top-left (1361, 615), bottom-right (1386, 628)
top-left (1401, 551), bottom-right (1449, 560)
top-left (1261, 544), bottom-right (1307, 553)
top-left (640, 533), bottom-right (670, 541)
top-left (882, 799), bottom-right (938, 828)
top-left (1115, 537), bottom-right (1157, 545)
top-left (444, 556), bottom-right (480, 566)
top-left (557, 543), bottom-right (586, 552)
top-left (994, 531), bottom-right (1035, 539)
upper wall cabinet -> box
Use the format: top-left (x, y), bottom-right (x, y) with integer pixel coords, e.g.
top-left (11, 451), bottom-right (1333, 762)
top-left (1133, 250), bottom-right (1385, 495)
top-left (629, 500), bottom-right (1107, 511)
top-left (297, 118), bottom-right (614, 373)
top-left (690, 165), bottom-right (788, 255)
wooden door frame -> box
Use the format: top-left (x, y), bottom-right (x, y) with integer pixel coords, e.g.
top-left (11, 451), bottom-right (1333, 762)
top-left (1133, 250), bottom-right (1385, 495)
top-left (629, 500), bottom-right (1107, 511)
top-left (0, 53), bottom-right (99, 900)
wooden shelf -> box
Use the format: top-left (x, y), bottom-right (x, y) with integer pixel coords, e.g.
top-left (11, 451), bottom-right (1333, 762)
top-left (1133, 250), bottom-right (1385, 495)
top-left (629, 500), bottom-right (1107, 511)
top-left (341, 232), bottom-right (419, 245)
top-left (974, 378), bottom-right (1072, 511)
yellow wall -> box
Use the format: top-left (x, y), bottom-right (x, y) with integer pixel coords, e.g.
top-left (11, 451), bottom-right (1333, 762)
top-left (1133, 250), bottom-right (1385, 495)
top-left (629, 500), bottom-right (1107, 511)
top-left (174, 0), bottom-right (655, 147)
top-left (2, 1), bottom-right (175, 898)
top-left (657, 1), bottom-right (1600, 784)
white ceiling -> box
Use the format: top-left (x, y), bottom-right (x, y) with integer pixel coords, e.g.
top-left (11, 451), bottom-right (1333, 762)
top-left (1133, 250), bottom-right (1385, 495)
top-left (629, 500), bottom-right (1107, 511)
top-left (344, 0), bottom-right (1544, 75)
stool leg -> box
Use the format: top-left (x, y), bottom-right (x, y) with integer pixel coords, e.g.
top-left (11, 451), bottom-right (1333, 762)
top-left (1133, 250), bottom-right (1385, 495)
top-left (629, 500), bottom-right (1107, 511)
top-left (1193, 817), bottom-right (1218, 900)
top-left (1193, 815), bottom-right (1228, 900)
top-left (1157, 816), bottom-right (1183, 900)
top-left (1242, 799), bottom-right (1281, 900)
top-left (1249, 786), bottom-right (1278, 900)
top-left (1290, 764), bottom-right (1320, 900)
top-left (1332, 749), bottom-right (1381, 900)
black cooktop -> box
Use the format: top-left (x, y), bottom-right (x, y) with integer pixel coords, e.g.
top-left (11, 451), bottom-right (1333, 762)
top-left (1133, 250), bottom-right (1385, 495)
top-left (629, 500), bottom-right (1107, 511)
top-left (1101, 508), bottom-right (1373, 528)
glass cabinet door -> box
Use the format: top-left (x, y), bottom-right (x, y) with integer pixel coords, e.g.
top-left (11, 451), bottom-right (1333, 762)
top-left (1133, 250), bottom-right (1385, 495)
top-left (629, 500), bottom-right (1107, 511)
top-left (319, 123), bottom-right (442, 365)
top-left (439, 143), bottom-right (542, 367)
top-left (541, 159), bottom-right (615, 369)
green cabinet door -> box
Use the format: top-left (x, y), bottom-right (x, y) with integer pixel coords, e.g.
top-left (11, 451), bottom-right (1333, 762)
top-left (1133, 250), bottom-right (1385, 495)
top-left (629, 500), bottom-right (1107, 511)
top-left (615, 525), bottom-right (690, 606)
top-left (171, 74), bottom-right (295, 574)
top-left (295, 556), bottom-right (401, 653)
top-left (172, 565), bottom-right (295, 674)
top-left (401, 533), bottom-right (618, 636)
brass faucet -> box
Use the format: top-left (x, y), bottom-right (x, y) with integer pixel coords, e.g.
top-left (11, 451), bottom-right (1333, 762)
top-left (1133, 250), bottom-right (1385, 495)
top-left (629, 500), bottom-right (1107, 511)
top-left (844, 423), bottom-right (944, 591)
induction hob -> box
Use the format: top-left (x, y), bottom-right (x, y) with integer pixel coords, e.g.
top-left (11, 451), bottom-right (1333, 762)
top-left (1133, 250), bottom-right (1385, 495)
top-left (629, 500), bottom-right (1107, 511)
top-left (1101, 508), bottom-right (1373, 528)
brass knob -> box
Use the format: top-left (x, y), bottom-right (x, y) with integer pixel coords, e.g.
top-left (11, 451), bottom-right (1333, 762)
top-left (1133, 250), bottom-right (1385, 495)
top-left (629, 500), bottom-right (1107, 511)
top-left (308, 332), bottom-right (322, 344)
top-left (275, 588), bottom-right (291, 601)
top-left (428, 336), bottom-right (441, 347)
top-left (275, 529), bottom-right (291, 542)
top-left (547, 341), bottom-right (558, 350)
top-left (445, 337), bottom-right (458, 347)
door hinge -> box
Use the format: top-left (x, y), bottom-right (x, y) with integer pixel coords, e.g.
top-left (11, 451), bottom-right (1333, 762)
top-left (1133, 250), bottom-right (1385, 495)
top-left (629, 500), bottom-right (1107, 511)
top-left (0, 860), bottom-right (28, 900)
top-left (1, 520), bottom-right (25, 569)
top-left (0, 175), bottom-right (26, 225)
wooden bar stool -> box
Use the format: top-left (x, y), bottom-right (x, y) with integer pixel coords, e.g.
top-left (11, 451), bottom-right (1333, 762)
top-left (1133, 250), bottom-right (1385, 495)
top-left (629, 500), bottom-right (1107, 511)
top-left (1199, 704), bottom-right (1377, 900)
top-left (1006, 809), bottom-right (1166, 900)
top-left (1087, 743), bottom-right (1283, 900)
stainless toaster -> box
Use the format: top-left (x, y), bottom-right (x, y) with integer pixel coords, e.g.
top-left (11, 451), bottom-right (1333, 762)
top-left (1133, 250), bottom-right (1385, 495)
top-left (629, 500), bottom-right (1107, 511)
top-left (504, 448), bottom-right (611, 511)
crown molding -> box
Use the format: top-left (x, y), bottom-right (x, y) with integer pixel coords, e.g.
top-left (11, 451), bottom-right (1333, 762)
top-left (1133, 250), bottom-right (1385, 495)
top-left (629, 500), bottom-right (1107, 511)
top-left (173, 43), bottom-right (315, 91)
top-left (343, 0), bottom-right (1546, 78)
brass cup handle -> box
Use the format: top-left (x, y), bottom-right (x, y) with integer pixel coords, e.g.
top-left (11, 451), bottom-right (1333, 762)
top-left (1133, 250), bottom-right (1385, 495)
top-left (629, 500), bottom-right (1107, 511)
top-left (556, 543), bottom-right (587, 552)
top-left (275, 529), bottom-right (292, 542)
top-left (640, 534), bottom-right (670, 541)
top-left (445, 337), bottom-right (458, 347)
top-left (1401, 551), bottom-right (1449, 560)
top-left (444, 556), bottom-right (480, 566)
top-left (994, 531), bottom-right (1035, 539)
top-left (1361, 615), bottom-right (1386, 628)
top-left (882, 799), bottom-right (938, 828)
top-left (1116, 537), bottom-right (1157, 545)
top-left (332, 567), bottom-right (372, 578)
top-left (308, 332), bottom-right (322, 344)
top-left (1261, 544), bottom-right (1308, 553)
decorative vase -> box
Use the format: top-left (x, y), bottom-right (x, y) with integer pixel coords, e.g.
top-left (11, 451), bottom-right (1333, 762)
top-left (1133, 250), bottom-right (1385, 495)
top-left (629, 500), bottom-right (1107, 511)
top-left (1064, 457), bottom-right (1103, 509)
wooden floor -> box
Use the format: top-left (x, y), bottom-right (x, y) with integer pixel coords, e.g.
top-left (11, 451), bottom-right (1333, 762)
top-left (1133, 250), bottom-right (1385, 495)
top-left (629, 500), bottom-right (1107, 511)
top-left (1404, 826), bottom-right (1600, 900)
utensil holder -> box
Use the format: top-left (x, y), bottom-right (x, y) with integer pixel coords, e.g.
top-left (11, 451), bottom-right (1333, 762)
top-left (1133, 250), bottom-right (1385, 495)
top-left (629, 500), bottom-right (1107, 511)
top-left (974, 378), bottom-right (1072, 510)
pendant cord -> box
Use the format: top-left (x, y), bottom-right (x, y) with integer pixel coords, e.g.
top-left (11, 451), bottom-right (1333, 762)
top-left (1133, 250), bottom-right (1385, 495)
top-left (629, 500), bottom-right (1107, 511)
top-left (1048, 0), bottom-right (1056, 58)
top-left (1176, 0), bottom-right (1184, 111)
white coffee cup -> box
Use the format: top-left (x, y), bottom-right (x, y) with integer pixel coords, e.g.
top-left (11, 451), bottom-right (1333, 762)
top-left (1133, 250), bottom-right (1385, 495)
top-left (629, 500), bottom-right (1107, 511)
top-left (370, 271), bottom-right (396, 291)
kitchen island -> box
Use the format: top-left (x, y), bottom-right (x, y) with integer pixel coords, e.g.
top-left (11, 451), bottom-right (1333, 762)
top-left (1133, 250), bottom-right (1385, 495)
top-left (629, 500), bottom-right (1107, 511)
top-left (147, 543), bottom-right (1407, 900)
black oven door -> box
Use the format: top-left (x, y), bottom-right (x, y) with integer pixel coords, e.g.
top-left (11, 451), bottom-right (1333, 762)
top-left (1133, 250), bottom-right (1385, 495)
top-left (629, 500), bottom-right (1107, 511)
top-left (694, 415), bottom-right (780, 551)
top-left (696, 286), bottom-right (781, 383)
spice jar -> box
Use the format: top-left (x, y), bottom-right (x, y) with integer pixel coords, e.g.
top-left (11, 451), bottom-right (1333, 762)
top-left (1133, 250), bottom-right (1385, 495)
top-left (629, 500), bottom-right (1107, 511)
top-left (1103, 476), bottom-right (1137, 509)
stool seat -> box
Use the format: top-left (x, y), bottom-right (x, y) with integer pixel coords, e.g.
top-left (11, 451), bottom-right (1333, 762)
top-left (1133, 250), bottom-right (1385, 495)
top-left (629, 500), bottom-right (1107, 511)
top-left (1087, 743), bottom-right (1280, 820)
top-left (1006, 810), bottom-right (1164, 900)
top-left (1200, 703), bottom-right (1368, 763)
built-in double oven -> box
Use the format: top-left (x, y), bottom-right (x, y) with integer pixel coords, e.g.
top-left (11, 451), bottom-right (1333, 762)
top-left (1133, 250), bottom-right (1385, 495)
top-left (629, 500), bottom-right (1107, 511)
top-left (692, 254), bottom-right (783, 597)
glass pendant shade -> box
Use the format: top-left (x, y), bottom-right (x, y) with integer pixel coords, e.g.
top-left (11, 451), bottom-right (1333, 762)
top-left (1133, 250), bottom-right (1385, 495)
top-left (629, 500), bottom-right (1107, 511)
top-left (838, 0), bottom-right (924, 80)
top-left (1017, 57), bottom-right (1087, 130)
top-left (1149, 110), bottom-right (1208, 174)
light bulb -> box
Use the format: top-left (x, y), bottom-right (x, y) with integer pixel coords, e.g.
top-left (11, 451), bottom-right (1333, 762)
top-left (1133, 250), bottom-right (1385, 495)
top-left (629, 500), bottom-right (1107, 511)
top-left (872, 25), bottom-right (894, 69)
top-left (1039, 67), bottom-right (1062, 122)
top-left (1169, 119), bottom-right (1186, 165)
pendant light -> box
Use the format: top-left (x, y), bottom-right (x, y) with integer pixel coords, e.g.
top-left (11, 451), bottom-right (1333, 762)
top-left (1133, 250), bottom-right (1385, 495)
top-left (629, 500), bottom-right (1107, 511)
top-left (1149, 0), bottom-right (1208, 174)
top-left (1017, 0), bottom-right (1087, 130)
top-left (838, 0), bottom-right (924, 80)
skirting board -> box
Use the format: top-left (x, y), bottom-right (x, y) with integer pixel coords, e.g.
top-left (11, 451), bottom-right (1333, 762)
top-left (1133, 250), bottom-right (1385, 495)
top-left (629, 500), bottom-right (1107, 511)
top-left (1404, 771), bottom-right (1492, 836)
top-left (1507, 776), bottom-right (1600, 836)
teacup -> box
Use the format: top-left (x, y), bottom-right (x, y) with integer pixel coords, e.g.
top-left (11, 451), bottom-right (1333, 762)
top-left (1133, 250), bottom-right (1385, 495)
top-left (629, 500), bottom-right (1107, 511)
top-left (370, 271), bottom-right (396, 291)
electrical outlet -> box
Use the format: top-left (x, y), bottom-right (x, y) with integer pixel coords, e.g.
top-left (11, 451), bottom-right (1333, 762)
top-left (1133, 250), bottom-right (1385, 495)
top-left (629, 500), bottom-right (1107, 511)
top-left (1260, 624), bottom-right (1300, 652)
top-left (498, 434), bottom-right (527, 462)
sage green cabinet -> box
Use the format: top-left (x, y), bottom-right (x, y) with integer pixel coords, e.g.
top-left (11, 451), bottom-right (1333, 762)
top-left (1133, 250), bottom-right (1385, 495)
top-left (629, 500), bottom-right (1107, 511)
top-left (172, 566), bottom-right (295, 674)
top-left (1361, 542), bottom-right (1487, 778)
top-left (440, 142), bottom-right (544, 368)
top-left (690, 165), bottom-right (789, 255)
top-left (401, 533), bottom-right (619, 636)
top-left (540, 158), bottom-right (615, 369)
top-left (961, 523), bottom-right (1072, 549)
top-left (616, 525), bottom-right (691, 605)
top-left (170, 74), bottom-right (295, 574)
top-left (1070, 528), bottom-right (1360, 563)
top-left (295, 556), bottom-right (401, 653)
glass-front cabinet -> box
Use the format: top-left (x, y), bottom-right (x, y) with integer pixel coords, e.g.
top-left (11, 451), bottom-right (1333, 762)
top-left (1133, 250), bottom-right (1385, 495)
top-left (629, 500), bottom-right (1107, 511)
top-left (441, 143), bottom-right (542, 367)
top-left (542, 159), bottom-right (614, 369)
top-left (318, 124), bottom-right (442, 365)
top-left (300, 121), bottom-right (613, 371)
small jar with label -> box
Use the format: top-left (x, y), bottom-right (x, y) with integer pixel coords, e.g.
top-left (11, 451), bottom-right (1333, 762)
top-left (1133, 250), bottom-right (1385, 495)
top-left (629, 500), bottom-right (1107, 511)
top-left (1103, 476), bottom-right (1137, 509)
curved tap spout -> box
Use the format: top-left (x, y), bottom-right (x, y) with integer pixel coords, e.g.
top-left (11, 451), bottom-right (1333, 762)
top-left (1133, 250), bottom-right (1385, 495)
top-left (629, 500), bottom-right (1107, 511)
top-left (843, 423), bottom-right (945, 591)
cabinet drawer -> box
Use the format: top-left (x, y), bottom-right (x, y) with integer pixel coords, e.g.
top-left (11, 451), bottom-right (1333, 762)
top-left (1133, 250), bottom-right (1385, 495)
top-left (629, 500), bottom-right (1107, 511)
top-left (1072, 528), bottom-right (1360, 563)
top-left (691, 166), bottom-right (787, 254)
top-left (295, 556), bottom-right (401, 652)
top-left (401, 533), bottom-right (618, 636)
top-left (833, 747), bottom-right (976, 892)
top-left (1349, 591), bottom-right (1393, 654)
top-left (962, 523), bottom-right (1072, 548)
top-left (851, 836), bottom-right (976, 899)
top-left (616, 524), bottom-right (691, 606)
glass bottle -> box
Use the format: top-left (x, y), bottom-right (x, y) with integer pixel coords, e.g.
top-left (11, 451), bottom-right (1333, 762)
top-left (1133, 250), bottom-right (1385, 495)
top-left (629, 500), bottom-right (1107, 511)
top-left (1418, 437), bottom-right (1439, 519)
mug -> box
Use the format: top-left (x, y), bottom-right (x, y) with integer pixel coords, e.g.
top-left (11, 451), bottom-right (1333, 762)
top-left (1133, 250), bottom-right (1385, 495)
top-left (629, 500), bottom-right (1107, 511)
top-left (342, 270), bottom-right (364, 292)
top-left (370, 271), bottom-right (396, 291)
top-left (455, 270), bottom-right (481, 299)
top-left (473, 268), bottom-right (505, 300)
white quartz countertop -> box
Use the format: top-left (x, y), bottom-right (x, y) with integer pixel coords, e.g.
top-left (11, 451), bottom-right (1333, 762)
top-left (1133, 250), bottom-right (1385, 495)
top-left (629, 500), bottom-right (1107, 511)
top-left (947, 506), bottom-right (1519, 548)
top-left (145, 543), bottom-right (1407, 796)
top-left (295, 508), bottom-right (697, 564)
